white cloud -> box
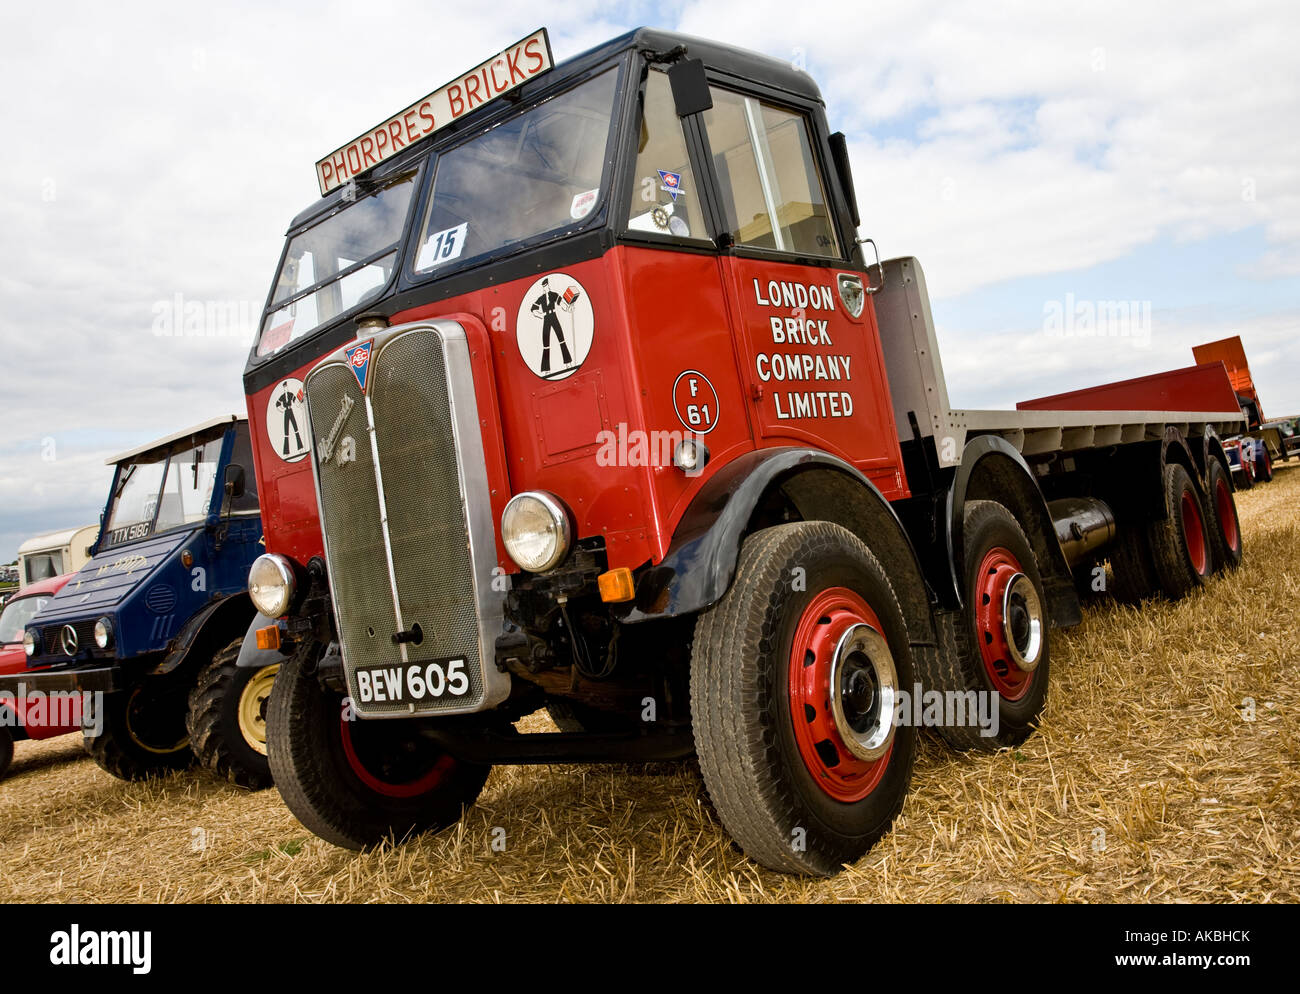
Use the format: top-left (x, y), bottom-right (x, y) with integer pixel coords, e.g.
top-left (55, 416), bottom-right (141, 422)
top-left (1, 2), bottom-right (1298, 560)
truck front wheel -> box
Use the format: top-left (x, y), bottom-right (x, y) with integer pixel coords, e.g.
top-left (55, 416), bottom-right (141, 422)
top-left (691, 521), bottom-right (917, 876)
top-left (267, 646), bottom-right (490, 850)
top-left (186, 637), bottom-right (277, 790)
top-left (84, 683), bottom-right (193, 781)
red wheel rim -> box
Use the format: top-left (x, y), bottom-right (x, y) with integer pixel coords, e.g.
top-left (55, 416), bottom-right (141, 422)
top-left (788, 587), bottom-right (893, 803)
top-left (339, 709), bottom-right (453, 799)
top-left (1179, 489), bottom-right (1209, 575)
top-left (1215, 477), bottom-right (1239, 553)
top-left (973, 548), bottom-right (1036, 701)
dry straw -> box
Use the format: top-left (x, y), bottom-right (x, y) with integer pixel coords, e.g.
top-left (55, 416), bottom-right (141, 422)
top-left (2, 468), bottom-right (1296, 903)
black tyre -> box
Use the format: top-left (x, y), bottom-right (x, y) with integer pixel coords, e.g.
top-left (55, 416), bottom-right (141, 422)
top-left (1204, 457), bottom-right (1243, 573)
top-left (0, 725), bottom-right (13, 780)
top-left (1147, 462), bottom-right (1212, 600)
top-left (691, 521), bottom-right (917, 876)
top-left (84, 682), bottom-right (193, 781)
top-left (267, 645), bottom-right (490, 850)
top-left (1108, 522), bottom-right (1160, 604)
top-left (933, 500), bottom-right (1049, 751)
top-left (1254, 447), bottom-right (1273, 483)
top-left (186, 637), bottom-right (277, 790)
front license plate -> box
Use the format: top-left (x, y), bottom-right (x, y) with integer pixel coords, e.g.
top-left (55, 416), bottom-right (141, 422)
top-left (353, 657), bottom-right (471, 706)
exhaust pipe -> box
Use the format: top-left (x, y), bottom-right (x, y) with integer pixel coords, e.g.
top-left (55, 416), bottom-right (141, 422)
top-left (1048, 497), bottom-right (1117, 568)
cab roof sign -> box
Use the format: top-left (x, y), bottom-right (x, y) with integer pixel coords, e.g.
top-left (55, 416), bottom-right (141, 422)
top-left (315, 28), bottom-right (553, 196)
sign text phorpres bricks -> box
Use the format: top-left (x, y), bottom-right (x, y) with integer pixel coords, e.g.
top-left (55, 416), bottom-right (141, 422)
top-left (315, 28), bottom-right (553, 196)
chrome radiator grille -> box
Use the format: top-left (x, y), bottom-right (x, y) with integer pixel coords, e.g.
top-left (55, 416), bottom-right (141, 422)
top-left (304, 323), bottom-right (508, 717)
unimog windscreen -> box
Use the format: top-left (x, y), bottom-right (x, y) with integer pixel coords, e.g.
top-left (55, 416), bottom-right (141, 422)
top-left (101, 433), bottom-right (225, 549)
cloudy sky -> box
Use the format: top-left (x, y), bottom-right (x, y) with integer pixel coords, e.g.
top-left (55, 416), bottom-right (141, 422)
top-left (2, 0), bottom-right (1298, 562)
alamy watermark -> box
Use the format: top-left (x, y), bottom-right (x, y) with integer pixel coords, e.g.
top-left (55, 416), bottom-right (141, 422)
top-left (1044, 293), bottom-right (1151, 347)
top-left (151, 293), bottom-right (260, 339)
top-left (595, 423), bottom-right (707, 476)
top-left (0, 687), bottom-right (103, 735)
top-left (893, 683), bottom-right (1000, 738)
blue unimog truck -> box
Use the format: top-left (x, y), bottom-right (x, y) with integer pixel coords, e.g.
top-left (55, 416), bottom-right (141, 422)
top-left (8, 416), bottom-right (278, 787)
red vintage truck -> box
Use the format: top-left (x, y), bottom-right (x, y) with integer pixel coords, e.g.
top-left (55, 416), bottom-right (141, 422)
top-left (237, 28), bottom-right (1245, 875)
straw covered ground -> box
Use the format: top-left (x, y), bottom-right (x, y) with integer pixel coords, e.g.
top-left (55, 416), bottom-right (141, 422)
top-left (2, 467), bottom-right (1297, 903)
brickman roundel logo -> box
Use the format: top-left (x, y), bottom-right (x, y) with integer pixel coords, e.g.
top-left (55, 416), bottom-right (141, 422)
top-left (266, 377), bottom-right (310, 463)
top-left (516, 273), bottom-right (594, 381)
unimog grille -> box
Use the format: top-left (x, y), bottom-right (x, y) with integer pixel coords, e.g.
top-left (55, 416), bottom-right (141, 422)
top-left (304, 323), bottom-right (508, 718)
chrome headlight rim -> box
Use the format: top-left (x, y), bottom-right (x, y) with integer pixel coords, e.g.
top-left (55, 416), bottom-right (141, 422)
top-left (22, 629), bottom-right (36, 658)
top-left (501, 491), bottom-right (572, 574)
top-left (93, 616), bottom-right (114, 651)
top-left (248, 554), bottom-right (297, 618)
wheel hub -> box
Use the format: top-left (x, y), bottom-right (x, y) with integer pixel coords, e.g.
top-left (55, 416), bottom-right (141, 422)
top-left (789, 587), bottom-right (896, 802)
top-left (1001, 573), bottom-right (1043, 673)
top-left (238, 664), bottom-right (280, 756)
top-left (1215, 477), bottom-right (1239, 552)
top-left (974, 548), bottom-right (1041, 701)
top-left (829, 624), bottom-right (897, 761)
top-left (1179, 489), bottom-right (1209, 575)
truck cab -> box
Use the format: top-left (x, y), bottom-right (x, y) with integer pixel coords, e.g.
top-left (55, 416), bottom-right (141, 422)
top-left (9, 417), bottom-right (279, 787)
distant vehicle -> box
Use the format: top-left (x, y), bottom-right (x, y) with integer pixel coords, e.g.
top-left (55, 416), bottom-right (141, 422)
top-left (3, 416), bottom-right (277, 788)
top-left (1225, 436), bottom-right (1270, 488)
top-left (1261, 419), bottom-right (1299, 460)
top-left (0, 573), bottom-right (80, 780)
top-left (1194, 337), bottom-right (1266, 428)
top-left (16, 525), bottom-right (98, 590)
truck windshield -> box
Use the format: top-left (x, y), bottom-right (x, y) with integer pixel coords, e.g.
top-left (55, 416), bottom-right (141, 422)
top-left (103, 438), bottom-right (224, 548)
top-left (257, 173), bottom-right (418, 357)
top-left (411, 68), bottom-right (618, 275)
top-left (0, 594), bottom-right (53, 644)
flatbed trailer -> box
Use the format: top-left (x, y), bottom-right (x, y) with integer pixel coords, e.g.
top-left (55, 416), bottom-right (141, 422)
top-left (237, 27), bottom-right (1248, 876)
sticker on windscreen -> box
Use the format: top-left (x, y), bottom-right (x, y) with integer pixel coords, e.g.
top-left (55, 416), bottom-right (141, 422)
top-left (516, 273), bottom-right (594, 381)
top-left (658, 169), bottom-right (684, 200)
top-left (267, 377), bottom-right (310, 463)
top-left (570, 188), bottom-right (599, 220)
top-left (415, 222), bottom-right (468, 270)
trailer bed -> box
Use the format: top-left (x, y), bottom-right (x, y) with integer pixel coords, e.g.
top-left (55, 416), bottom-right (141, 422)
top-left (874, 257), bottom-right (1244, 467)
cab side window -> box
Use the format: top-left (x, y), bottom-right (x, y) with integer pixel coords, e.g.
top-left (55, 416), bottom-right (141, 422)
top-left (625, 70), bottom-right (708, 241)
top-left (702, 88), bottom-right (840, 258)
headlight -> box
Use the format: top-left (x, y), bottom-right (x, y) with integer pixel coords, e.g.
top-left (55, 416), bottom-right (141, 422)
top-left (23, 629), bottom-right (36, 658)
top-left (501, 492), bottom-right (572, 573)
top-left (248, 554), bottom-right (296, 618)
top-left (93, 617), bottom-right (114, 650)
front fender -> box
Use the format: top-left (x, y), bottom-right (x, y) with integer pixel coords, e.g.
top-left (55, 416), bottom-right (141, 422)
top-left (151, 592), bottom-right (256, 676)
top-left (235, 613), bottom-right (292, 669)
top-left (613, 447), bottom-right (935, 643)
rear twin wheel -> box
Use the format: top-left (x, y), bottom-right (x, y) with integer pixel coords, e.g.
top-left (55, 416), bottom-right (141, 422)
top-left (1146, 462), bottom-right (1215, 599)
top-left (1111, 460), bottom-right (1240, 600)
top-left (691, 521), bottom-right (917, 876)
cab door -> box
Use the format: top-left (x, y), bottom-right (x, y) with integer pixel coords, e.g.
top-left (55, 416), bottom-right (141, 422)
top-left (612, 65), bottom-right (757, 551)
top-left (697, 84), bottom-right (908, 501)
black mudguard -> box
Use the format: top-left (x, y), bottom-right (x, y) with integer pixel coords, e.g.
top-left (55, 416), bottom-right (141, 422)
top-left (612, 447), bottom-right (937, 649)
